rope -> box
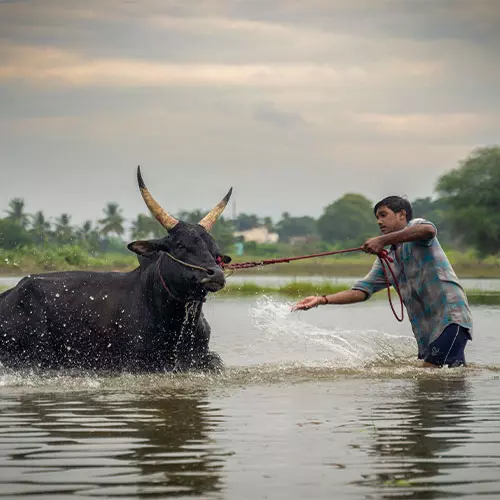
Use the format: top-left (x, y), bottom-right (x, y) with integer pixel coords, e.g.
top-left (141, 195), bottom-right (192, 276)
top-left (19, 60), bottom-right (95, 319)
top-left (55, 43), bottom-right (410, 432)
top-left (156, 256), bottom-right (182, 301)
top-left (164, 251), bottom-right (211, 272)
top-left (156, 253), bottom-right (208, 302)
top-left (377, 250), bottom-right (404, 322)
top-left (223, 246), bottom-right (365, 269)
top-left (223, 246), bottom-right (405, 322)
top-left (154, 245), bottom-right (405, 322)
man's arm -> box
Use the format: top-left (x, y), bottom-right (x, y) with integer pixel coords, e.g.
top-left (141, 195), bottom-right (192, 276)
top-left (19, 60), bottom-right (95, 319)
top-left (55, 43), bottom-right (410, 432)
top-left (363, 224), bottom-right (436, 254)
top-left (292, 289), bottom-right (367, 311)
top-left (292, 253), bottom-right (389, 312)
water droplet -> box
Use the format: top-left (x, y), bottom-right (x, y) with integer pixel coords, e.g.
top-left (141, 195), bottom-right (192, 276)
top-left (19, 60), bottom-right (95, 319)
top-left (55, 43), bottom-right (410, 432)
top-left (55, 293), bottom-right (60, 298)
top-left (90, 296), bottom-right (94, 300)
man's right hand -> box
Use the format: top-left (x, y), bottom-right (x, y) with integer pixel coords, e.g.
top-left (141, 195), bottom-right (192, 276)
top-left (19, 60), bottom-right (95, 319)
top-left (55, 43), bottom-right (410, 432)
top-left (291, 296), bottom-right (323, 311)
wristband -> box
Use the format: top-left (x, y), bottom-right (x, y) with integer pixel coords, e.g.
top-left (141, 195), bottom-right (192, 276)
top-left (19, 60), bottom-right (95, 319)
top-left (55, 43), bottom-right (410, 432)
top-left (321, 295), bottom-right (328, 305)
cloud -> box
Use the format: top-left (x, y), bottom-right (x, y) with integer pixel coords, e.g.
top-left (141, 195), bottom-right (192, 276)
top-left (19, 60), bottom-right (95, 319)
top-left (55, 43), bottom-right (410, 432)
top-left (0, 0), bottom-right (498, 224)
top-left (253, 102), bottom-right (305, 129)
top-left (354, 113), bottom-right (486, 139)
top-left (0, 41), bottom-right (442, 89)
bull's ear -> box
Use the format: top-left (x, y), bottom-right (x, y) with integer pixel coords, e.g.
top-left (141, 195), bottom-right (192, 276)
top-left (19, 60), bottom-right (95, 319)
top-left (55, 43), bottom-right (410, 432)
top-left (220, 255), bottom-right (232, 264)
top-left (127, 240), bottom-right (158, 255)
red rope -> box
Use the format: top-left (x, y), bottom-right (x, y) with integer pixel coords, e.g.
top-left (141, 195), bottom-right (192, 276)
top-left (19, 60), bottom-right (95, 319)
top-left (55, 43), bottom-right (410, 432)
top-left (377, 250), bottom-right (404, 322)
top-left (223, 246), bottom-right (404, 322)
top-left (223, 246), bottom-right (365, 269)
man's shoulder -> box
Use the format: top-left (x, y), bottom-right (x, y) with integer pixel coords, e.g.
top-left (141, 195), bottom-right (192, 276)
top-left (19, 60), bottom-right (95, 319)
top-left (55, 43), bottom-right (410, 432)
top-left (408, 217), bottom-right (435, 227)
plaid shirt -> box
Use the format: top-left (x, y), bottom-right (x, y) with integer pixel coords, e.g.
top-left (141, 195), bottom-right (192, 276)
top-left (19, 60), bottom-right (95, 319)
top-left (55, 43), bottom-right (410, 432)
top-left (352, 218), bottom-right (473, 356)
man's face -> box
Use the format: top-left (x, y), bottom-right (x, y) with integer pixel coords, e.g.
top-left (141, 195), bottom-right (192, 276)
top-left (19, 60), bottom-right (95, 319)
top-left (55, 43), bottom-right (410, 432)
top-left (375, 205), bottom-right (407, 234)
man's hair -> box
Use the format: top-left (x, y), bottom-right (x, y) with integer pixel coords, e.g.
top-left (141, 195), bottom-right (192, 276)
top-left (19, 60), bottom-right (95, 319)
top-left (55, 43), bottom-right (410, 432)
top-left (373, 196), bottom-right (413, 222)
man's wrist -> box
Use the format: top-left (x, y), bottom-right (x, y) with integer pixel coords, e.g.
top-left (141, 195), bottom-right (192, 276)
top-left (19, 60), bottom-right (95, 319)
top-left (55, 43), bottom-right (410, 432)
top-left (320, 295), bottom-right (329, 305)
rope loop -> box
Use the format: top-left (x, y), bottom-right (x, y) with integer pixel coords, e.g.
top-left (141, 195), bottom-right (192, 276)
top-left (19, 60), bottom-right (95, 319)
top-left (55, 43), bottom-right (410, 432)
top-left (377, 250), bottom-right (404, 322)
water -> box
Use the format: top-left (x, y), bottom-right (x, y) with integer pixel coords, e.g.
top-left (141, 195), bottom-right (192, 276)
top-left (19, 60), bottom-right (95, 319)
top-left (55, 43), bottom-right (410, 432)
top-left (1, 287), bottom-right (500, 498)
top-left (4, 275), bottom-right (500, 290)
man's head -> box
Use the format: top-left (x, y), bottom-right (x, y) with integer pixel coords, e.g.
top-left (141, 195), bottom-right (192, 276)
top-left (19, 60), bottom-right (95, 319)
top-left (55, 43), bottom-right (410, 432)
top-left (373, 196), bottom-right (412, 234)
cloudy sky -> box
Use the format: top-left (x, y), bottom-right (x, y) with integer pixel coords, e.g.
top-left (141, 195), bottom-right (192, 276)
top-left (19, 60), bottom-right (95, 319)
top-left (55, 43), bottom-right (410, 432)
top-left (0, 0), bottom-right (499, 226)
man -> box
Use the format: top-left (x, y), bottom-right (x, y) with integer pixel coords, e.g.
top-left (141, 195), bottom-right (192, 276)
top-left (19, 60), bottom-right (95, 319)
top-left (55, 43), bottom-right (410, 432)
top-left (292, 196), bottom-right (473, 368)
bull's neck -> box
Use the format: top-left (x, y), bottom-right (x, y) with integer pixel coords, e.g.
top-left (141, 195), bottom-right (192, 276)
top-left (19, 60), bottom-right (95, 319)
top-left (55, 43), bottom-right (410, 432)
top-left (142, 259), bottom-right (203, 321)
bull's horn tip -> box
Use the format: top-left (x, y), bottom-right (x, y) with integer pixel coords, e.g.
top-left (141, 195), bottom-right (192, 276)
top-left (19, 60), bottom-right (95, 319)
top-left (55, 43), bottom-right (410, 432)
top-left (137, 166), bottom-right (145, 189)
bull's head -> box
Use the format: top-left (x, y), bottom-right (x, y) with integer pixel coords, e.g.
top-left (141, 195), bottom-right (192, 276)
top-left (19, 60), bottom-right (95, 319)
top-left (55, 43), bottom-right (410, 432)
top-left (127, 167), bottom-right (232, 301)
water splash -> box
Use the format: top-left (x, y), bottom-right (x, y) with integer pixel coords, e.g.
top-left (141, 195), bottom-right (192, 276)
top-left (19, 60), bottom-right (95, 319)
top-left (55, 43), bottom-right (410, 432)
top-left (250, 296), bottom-right (415, 368)
top-left (173, 300), bottom-right (203, 370)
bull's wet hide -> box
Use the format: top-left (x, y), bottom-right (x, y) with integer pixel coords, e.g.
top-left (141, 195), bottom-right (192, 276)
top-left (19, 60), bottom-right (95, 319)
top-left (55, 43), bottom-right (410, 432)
top-left (0, 168), bottom-right (233, 374)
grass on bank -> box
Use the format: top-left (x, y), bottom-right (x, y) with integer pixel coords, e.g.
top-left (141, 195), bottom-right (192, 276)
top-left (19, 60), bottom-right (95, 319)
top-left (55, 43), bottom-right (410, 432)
top-left (3, 245), bottom-right (500, 278)
top-left (218, 281), bottom-right (500, 306)
top-left (0, 246), bottom-right (135, 276)
top-left (229, 249), bottom-right (500, 278)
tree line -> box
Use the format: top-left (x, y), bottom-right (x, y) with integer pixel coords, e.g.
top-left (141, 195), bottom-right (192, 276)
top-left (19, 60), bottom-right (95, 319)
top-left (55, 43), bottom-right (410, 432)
top-left (1, 146), bottom-right (499, 257)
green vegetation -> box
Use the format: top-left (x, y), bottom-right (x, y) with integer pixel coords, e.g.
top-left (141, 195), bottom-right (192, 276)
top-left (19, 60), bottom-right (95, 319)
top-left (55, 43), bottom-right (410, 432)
top-left (437, 146), bottom-right (500, 257)
top-left (0, 245), bottom-right (135, 275)
top-left (226, 248), bottom-right (500, 278)
top-left (1, 146), bottom-right (500, 278)
top-left (218, 281), bottom-right (500, 306)
top-left (2, 245), bottom-right (500, 278)
top-left (219, 281), bottom-right (350, 297)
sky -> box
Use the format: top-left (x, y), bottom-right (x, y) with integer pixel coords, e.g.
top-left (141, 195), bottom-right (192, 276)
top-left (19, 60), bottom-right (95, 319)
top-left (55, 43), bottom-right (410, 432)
top-left (0, 0), bottom-right (499, 227)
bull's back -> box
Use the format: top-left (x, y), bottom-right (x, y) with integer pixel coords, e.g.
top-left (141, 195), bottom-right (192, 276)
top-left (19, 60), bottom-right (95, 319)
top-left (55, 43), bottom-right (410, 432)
top-left (0, 270), bottom-right (146, 369)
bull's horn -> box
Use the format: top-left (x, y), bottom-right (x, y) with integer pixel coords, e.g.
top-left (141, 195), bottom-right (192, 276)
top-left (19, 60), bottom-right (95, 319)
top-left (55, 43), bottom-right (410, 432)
top-left (198, 187), bottom-right (233, 231)
top-left (137, 166), bottom-right (179, 231)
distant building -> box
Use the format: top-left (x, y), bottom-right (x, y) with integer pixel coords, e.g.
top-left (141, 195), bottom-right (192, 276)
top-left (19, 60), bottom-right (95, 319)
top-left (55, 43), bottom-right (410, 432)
top-left (233, 226), bottom-right (279, 244)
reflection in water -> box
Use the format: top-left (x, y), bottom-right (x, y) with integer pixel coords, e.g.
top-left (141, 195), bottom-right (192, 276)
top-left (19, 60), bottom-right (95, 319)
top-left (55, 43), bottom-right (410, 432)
top-left (358, 376), bottom-right (473, 498)
top-left (0, 389), bottom-right (229, 498)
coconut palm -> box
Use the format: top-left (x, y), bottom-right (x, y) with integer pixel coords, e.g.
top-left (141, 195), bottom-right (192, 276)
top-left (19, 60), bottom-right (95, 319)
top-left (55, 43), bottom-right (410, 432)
top-left (54, 213), bottom-right (74, 245)
top-left (76, 220), bottom-right (101, 253)
top-left (30, 210), bottom-right (52, 244)
top-left (130, 213), bottom-right (164, 240)
top-left (5, 198), bottom-right (30, 228)
top-left (99, 202), bottom-right (125, 238)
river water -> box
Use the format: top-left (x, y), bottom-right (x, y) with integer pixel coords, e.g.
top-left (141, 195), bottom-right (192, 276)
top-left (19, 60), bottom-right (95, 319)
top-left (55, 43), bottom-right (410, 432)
top-left (1, 279), bottom-right (500, 499)
top-left (3, 275), bottom-right (500, 290)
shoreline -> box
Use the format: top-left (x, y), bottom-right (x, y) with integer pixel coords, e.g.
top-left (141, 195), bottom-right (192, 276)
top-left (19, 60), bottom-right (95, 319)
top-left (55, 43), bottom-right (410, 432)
top-left (2, 279), bottom-right (499, 305)
top-left (2, 260), bottom-right (500, 279)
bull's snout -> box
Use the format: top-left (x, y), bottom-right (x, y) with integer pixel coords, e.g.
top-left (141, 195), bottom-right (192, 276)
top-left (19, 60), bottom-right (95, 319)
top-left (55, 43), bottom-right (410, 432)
top-left (200, 267), bottom-right (226, 292)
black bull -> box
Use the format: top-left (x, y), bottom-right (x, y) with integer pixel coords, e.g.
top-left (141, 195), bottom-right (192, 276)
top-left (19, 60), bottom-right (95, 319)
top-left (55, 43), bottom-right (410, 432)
top-left (0, 168), bottom-right (233, 373)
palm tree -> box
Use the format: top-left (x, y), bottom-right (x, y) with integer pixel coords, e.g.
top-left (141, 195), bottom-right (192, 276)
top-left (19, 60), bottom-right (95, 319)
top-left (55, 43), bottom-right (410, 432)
top-left (76, 220), bottom-right (101, 253)
top-left (30, 210), bottom-right (52, 244)
top-left (130, 213), bottom-right (164, 240)
top-left (263, 216), bottom-right (275, 232)
top-left (177, 209), bottom-right (205, 225)
top-left (5, 198), bottom-right (29, 228)
top-left (99, 202), bottom-right (125, 238)
top-left (54, 213), bottom-right (74, 245)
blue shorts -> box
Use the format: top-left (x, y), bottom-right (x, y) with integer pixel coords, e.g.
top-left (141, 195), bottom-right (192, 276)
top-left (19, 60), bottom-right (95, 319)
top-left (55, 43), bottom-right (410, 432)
top-left (419, 323), bottom-right (471, 367)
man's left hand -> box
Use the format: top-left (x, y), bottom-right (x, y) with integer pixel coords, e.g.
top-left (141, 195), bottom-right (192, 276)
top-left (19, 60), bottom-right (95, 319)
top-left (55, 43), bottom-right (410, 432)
top-left (362, 236), bottom-right (387, 255)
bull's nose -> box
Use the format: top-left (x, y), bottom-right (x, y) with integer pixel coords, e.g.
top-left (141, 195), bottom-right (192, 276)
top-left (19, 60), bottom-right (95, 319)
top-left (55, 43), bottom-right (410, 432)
top-left (200, 267), bottom-right (225, 287)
